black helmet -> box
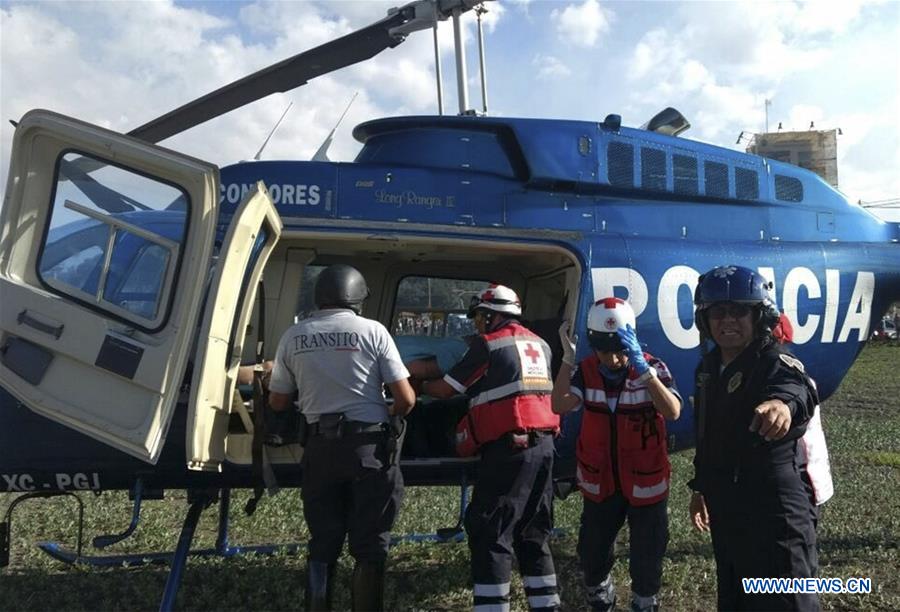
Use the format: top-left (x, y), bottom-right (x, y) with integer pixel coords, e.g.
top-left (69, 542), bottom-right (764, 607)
top-left (694, 265), bottom-right (780, 339)
top-left (314, 264), bottom-right (369, 313)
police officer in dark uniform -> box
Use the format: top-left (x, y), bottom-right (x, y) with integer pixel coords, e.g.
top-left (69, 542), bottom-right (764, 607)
top-left (269, 264), bottom-right (415, 611)
top-left (420, 284), bottom-right (561, 612)
top-left (689, 265), bottom-right (820, 611)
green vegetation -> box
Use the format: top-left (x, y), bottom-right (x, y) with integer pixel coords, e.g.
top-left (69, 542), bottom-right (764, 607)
top-left (2, 344), bottom-right (898, 610)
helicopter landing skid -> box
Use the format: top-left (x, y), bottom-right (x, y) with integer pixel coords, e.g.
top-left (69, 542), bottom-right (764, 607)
top-left (36, 488), bottom-right (303, 567)
top-left (34, 478), bottom-right (472, 611)
top-left (34, 488), bottom-right (303, 612)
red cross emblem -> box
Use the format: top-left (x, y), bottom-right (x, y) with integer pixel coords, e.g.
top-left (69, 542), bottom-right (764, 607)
top-left (605, 317), bottom-right (617, 330)
top-left (524, 343), bottom-right (541, 364)
top-left (598, 297), bottom-right (624, 308)
top-left (482, 290), bottom-right (495, 301)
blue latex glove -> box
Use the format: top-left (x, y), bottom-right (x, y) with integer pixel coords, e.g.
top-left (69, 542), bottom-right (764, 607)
top-left (616, 324), bottom-right (649, 375)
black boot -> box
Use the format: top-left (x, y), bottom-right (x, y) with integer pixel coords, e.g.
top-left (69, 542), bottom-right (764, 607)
top-left (351, 560), bottom-right (385, 611)
top-left (305, 560), bottom-right (335, 611)
top-left (586, 577), bottom-right (616, 612)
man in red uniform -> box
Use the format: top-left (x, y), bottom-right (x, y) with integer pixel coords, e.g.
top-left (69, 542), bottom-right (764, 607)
top-left (420, 284), bottom-right (561, 612)
top-left (552, 298), bottom-right (681, 612)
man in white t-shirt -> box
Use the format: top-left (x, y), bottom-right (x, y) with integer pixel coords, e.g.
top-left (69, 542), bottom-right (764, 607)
top-left (269, 264), bottom-right (415, 612)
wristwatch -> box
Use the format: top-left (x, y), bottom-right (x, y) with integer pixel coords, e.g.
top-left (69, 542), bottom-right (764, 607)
top-left (636, 367), bottom-right (657, 383)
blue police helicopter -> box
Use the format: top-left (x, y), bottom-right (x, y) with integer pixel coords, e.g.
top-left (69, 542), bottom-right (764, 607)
top-left (1, 1), bottom-right (898, 609)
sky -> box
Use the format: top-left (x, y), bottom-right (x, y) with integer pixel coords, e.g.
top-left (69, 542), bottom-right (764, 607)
top-left (1, 0), bottom-right (898, 221)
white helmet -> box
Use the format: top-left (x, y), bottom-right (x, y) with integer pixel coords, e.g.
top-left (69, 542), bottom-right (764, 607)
top-left (468, 284), bottom-right (522, 318)
top-left (586, 297), bottom-right (636, 352)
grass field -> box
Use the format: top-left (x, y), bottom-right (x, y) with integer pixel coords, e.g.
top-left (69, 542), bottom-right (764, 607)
top-left (1, 343), bottom-right (898, 610)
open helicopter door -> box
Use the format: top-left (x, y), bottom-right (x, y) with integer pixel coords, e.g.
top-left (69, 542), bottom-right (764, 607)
top-left (0, 110), bottom-right (222, 463)
top-left (185, 184), bottom-right (281, 472)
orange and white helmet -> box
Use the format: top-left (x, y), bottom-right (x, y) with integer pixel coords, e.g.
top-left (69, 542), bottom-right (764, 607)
top-left (467, 284), bottom-right (522, 318)
top-left (586, 297), bottom-right (636, 352)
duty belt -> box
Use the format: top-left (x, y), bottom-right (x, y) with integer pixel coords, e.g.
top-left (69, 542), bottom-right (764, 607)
top-left (309, 418), bottom-right (386, 438)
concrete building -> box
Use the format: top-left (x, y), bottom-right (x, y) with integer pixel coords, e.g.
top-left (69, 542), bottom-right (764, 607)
top-left (747, 129), bottom-right (839, 187)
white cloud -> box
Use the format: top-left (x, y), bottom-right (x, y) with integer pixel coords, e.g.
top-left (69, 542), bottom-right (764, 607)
top-left (790, 0), bottom-right (868, 35)
top-left (0, 0), bottom-right (480, 196)
top-left (782, 104), bottom-right (828, 133)
top-left (811, 108), bottom-right (899, 211)
top-left (532, 54), bottom-right (572, 79)
top-left (681, 60), bottom-right (712, 91)
top-left (619, 0), bottom-right (894, 158)
top-left (1, 0), bottom-right (896, 208)
top-left (629, 29), bottom-right (674, 81)
top-left (551, 0), bottom-right (612, 48)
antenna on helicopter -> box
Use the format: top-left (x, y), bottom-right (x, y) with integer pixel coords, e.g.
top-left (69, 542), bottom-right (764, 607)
top-left (252, 102), bottom-right (293, 161)
top-left (312, 92), bottom-right (359, 162)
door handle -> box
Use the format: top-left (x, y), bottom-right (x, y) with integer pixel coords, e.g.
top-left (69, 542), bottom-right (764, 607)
top-left (17, 310), bottom-right (64, 339)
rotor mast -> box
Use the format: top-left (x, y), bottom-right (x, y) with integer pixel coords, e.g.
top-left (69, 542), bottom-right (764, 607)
top-left (452, 7), bottom-right (470, 114)
top-left (475, 4), bottom-right (489, 115)
top-left (446, 1), bottom-right (492, 115)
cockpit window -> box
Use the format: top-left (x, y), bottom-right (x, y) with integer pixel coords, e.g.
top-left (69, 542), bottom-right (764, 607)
top-left (38, 151), bottom-right (189, 330)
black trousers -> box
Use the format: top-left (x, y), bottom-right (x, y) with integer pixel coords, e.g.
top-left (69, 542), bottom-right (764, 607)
top-left (301, 430), bottom-right (402, 563)
top-left (705, 466), bottom-right (819, 611)
top-left (466, 433), bottom-right (559, 611)
top-left (578, 492), bottom-right (668, 597)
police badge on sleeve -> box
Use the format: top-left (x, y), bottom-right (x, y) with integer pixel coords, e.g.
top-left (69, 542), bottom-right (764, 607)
top-left (779, 354), bottom-right (806, 372)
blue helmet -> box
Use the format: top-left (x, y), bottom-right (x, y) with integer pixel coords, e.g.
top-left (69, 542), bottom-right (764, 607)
top-left (694, 265), bottom-right (779, 338)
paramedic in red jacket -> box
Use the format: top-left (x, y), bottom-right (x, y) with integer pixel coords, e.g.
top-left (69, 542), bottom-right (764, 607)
top-left (420, 284), bottom-right (561, 612)
top-left (552, 298), bottom-right (681, 612)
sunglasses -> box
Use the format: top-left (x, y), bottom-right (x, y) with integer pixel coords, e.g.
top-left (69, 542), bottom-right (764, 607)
top-left (707, 303), bottom-right (753, 320)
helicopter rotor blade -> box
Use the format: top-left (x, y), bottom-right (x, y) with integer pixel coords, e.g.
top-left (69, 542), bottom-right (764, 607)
top-left (127, 9), bottom-right (416, 144)
top-left (50, 1), bottom-right (485, 182)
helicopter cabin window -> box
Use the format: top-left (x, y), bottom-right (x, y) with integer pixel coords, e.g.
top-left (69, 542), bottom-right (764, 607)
top-left (704, 161), bottom-right (729, 198)
top-left (640, 147), bottom-right (667, 191)
top-left (774, 175), bottom-right (804, 202)
top-left (355, 129), bottom-right (516, 178)
top-left (735, 167), bottom-right (760, 200)
top-left (37, 151), bottom-right (188, 331)
top-left (392, 276), bottom-right (487, 339)
top-left (673, 154), bottom-right (699, 195)
top-left (607, 142), bottom-right (634, 187)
